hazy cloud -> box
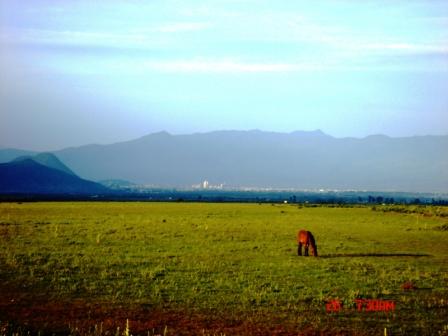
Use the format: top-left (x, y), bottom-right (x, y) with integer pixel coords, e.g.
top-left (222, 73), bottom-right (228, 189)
top-left (153, 22), bottom-right (211, 33)
top-left (141, 59), bottom-right (322, 73)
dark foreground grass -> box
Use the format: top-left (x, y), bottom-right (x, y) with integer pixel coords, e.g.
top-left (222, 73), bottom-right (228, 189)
top-left (0, 202), bottom-right (447, 335)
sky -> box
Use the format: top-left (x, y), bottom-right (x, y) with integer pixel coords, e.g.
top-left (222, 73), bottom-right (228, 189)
top-left (1, 0), bottom-right (447, 151)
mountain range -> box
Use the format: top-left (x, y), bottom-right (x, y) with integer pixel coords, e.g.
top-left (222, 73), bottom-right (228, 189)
top-left (1, 130), bottom-right (447, 193)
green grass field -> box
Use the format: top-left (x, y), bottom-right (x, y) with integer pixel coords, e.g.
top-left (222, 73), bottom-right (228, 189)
top-left (0, 202), bottom-right (447, 335)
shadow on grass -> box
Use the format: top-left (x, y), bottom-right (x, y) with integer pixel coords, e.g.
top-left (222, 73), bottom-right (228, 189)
top-left (319, 252), bottom-right (432, 258)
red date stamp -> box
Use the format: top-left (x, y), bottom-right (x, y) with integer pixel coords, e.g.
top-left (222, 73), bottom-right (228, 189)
top-left (326, 299), bottom-right (395, 313)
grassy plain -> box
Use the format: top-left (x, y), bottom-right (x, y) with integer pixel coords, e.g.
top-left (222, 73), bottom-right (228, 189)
top-left (0, 202), bottom-right (447, 335)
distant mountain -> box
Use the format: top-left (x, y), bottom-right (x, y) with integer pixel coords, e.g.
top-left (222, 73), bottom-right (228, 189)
top-left (0, 148), bottom-right (36, 163)
top-left (0, 159), bottom-right (109, 194)
top-left (13, 152), bottom-right (76, 176)
top-left (1, 130), bottom-right (447, 192)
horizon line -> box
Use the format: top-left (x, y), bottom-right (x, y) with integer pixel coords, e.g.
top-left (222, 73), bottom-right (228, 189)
top-left (2, 128), bottom-right (448, 152)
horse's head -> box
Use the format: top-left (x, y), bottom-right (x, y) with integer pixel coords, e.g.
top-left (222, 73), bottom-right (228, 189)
top-left (311, 244), bottom-right (318, 257)
top-left (309, 234), bottom-right (318, 257)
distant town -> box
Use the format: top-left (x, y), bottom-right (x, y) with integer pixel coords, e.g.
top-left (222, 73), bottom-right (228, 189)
top-left (191, 180), bottom-right (225, 190)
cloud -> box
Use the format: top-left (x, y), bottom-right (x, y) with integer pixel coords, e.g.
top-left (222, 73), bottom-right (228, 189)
top-left (360, 42), bottom-right (448, 55)
top-left (153, 22), bottom-right (210, 33)
top-left (141, 59), bottom-right (323, 73)
top-left (0, 21), bottom-right (210, 50)
top-left (0, 28), bottom-right (150, 49)
top-left (2, 4), bottom-right (446, 76)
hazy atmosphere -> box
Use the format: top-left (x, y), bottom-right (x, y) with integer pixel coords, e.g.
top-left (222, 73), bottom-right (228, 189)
top-left (1, 0), bottom-right (447, 151)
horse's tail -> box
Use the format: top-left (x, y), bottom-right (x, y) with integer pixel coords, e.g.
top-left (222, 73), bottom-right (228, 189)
top-left (309, 232), bottom-right (318, 256)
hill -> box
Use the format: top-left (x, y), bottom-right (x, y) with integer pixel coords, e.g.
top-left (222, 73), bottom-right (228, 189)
top-left (13, 152), bottom-right (76, 176)
top-left (0, 159), bottom-right (109, 194)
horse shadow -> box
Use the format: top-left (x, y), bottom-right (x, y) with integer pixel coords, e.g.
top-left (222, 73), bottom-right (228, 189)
top-left (319, 252), bottom-right (432, 258)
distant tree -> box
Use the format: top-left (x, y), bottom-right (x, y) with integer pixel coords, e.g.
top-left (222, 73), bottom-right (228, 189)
top-left (385, 197), bottom-right (395, 204)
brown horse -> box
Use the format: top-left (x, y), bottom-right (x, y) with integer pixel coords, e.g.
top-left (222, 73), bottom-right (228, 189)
top-left (297, 230), bottom-right (318, 257)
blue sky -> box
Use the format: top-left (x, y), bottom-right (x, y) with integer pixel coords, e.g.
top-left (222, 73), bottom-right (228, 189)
top-left (1, 0), bottom-right (447, 150)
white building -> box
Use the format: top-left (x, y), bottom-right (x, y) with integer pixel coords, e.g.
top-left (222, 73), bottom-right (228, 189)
top-left (202, 180), bottom-right (209, 189)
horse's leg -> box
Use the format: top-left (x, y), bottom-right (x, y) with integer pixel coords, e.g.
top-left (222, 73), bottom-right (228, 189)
top-left (298, 242), bottom-right (302, 256)
top-left (305, 244), bottom-right (309, 256)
